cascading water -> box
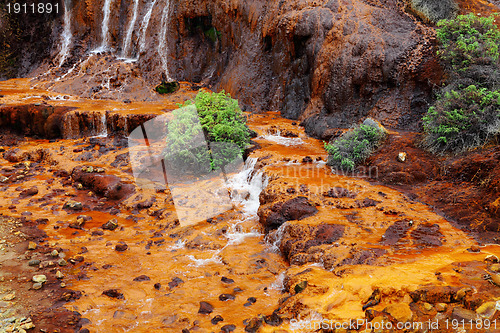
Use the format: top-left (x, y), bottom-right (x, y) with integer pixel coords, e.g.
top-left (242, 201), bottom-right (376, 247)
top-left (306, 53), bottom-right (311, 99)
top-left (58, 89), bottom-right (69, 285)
top-left (95, 0), bottom-right (114, 52)
top-left (121, 0), bottom-right (140, 58)
top-left (227, 158), bottom-right (268, 217)
top-left (158, 0), bottom-right (171, 79)
top-left (58, 0), bottom-right (72, 67)
top-left (137, 0), bottom-right (157, 57)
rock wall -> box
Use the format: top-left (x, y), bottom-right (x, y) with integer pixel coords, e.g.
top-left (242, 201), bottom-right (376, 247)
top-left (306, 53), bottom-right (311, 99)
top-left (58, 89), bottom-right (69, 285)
top-left (1, 0), bottom-right (464, 137)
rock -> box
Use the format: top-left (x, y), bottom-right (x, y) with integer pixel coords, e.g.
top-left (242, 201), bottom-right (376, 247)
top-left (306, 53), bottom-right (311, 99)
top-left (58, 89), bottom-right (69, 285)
top-left (219, 294), bottom-right (235, 301)
top-left (470, 245), bottom-right (480, 252)
top-left (56, 271), bottom-right (64, 279)
top-left (102, 218), bottom-right (118, 231)
top-left (294, 281), bottom-right (308, 294)
top-left (383, 303), bottom-right (413, 323)
top-left (102, 289), bottom-right (124, 299)
top-left (302, 156), bottom-right (313, 163)
top-left (58, 259), bottom-right (68, 266)
top-left (490, 264), bottom-right (500, 272)
top-left (244, 317), bottom-right (262, 333)
top-left (264, 312), bottom-right (282, 326)
top-left (28, 259), bottom-right (40, 266)
top-left (32, 275), bottom-right (47, 283)
top-left (20, 186), bottom-right (38, 197)
top-left (51, 250), bottom-right (59, 257)
top-left (211, 315), bottom-right (224, 325)
top-left (2, 293), bottom-right (15, 301)
top-left (64, 201), bottom-right (83, 210)
top-left (115, 243), bottom-right (128, 252)
top-left (422, 302), bottom-right (433, 312)
top-left (485, 255), bottom-right (499, 263)
top-left (198, 301), bottom-right (214, 314)
top-left (28, 242), bottom-right (37, 250)
top-left (154, 283), bottom-right (161, 290)
top-left (71, 166), bottom-right (135, 200)
top-left (452, 307), bottom-right (478, 321)
top-left (20, 322), bottom-right (35, 330)
top-left (259, 196), bottom-right (318, 230)
top-left (32, 283), bottom-right (43, 290)
top-left (476, 301), bottom-right (498, 319)
top-left (324, 187), bottom-right (357, 198)
top-left (397, 152), bottom-right (407, 163)
top-left (221, 324), bottom-right (236, 332)
top-left (221, 276), bottom-right (234, 284)
top-left (133, 275), bottom-right (151, 282)
top-left (435, 303), bottom-right (447, 312)
top-left (168, 277), bottom-right (184, 288)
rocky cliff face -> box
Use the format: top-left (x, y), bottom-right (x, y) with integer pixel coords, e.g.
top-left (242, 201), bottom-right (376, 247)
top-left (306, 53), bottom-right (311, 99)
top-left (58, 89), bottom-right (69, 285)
top-left (6, 0), bottom-right (498, 138)
top-left (168, 0), bottom-right (441, 138)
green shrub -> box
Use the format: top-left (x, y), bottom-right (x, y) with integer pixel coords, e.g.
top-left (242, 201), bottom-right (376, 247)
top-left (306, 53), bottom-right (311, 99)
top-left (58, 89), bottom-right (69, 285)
top-left (422, 85), bottom-right (500, 153)
top-left (164, 90), bottom-right (251, 175)
top-left (422, 13), bottom-right (500, 154)
top-left (325, 119), bottom-right (387, 172)
top-left (436, 13), bottom-right (500, 73)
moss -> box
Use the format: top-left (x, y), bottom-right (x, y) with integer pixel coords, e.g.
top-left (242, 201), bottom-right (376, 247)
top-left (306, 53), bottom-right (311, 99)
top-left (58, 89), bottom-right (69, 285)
top-left (155, 81), bottom-right (180, 94)
top-left (407, 0), bottom-right (458, 24)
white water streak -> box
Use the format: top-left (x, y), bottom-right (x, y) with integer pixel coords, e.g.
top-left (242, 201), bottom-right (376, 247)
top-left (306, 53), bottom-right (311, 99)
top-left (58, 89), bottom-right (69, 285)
top-left (159, 1), bottom-right (171, 79)
top-left (96, 0), bottom-right (114, 51)
top-left (121, 0), bottom-right (140, 57)
top-left (137, 0), bottom-right (157, 56)
top-left (58, 0), bottom-right (72, 67)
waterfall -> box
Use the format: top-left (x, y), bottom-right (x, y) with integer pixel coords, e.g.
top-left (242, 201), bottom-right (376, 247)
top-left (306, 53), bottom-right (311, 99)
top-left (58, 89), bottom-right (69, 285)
top-left (94, 0), bottom-right (114, 52)
top-left (137, 0), bottom-right (157, 56)
top-left (58, 0), bottom-right (72, 67)
top-left (227, 158), bottom-right (268, 217)
top-left (95, 112), bottom-right (108, 137)
top-left (121, 0), bottom-right (140, 58)
top-left (158, 0), bottom-right (171, 79)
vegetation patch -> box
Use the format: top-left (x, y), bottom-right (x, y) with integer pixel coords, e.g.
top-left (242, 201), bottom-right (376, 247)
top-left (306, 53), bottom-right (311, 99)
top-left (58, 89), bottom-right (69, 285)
top-left (325, 119), bottom-right (387, 171)
top-left (164, 90), bottom-right (251, 175)
top-left (423, 13), bottom-right (500, 154)
top-left (155, 81), bottom-right (180, 94)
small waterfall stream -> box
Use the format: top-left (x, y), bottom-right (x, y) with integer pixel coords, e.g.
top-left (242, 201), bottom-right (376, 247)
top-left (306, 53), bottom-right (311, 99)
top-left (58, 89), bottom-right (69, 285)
top-left (137, 0), bottom-right (157, 57)
top-left (96, 0), bottom-right (114, 52)
top-left (58, 0), bottom-right (72, 67)
top-left (121, 0), bottom-right (140, 58)
top-left (158, 0), bottom-right (172, 79)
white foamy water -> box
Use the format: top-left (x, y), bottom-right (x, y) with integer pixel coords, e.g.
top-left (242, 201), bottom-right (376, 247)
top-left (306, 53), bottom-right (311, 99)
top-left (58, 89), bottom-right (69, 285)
top-left (137, 0), bottom-right (157, 56)
top-left (227, 157), bottom-right (268, 217)
top-left (158, 1), bottom-right (171, 79)
top-left (58, 0), bottom-right (72, 67)
top-left (121, 0), bottom-right (140, 58)
top-left (94, 0), bottom-right (114, 52)
top-left (261, 132), bottom-right (304, 146)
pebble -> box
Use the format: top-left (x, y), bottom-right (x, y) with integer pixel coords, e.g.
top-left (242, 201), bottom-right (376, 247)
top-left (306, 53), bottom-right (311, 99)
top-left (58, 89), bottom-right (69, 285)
top-left (115, 243), bottom-right (128, 252)
top-left (435, 303), bottom-right (447, 312)
top-left (50, 250), bottom-right (59, 257)
top-left (58, 259), bottom-right (68, 266)
top-left (102, 219), bottom-right (118, 231)
top-left (397, 152), bottom-right (407, 163)
top-left (28, 242), bottom-right (36, 250)
top-left (28, 259), bottom-right (40, 267)
top-left (32, 275), bottom-right (46, 283)
top-left (198, 301), bottom-right (214, 314)
top-left (32, 283), bottom-right (43, 290)
top-left (56, 271), bottom-right (64, 279)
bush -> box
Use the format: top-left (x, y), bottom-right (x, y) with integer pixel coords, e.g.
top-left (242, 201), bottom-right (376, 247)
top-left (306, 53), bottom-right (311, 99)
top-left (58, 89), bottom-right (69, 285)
top-left (409, 0), bottom-right (458, 24)
top-left (422, 85), bottom-right (500, 153)
top-left (325, 119), bottom-right (387, 171)
top-left (422, 13), bottom-right (500, 154)
top-left (164, 90), bottom-right (251, 175)
top-left (436, 13), bottom-right (500, 74)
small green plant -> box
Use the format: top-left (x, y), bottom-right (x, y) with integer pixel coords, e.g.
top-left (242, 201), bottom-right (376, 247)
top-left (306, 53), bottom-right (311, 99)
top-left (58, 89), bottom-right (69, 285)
top-left (422, 85), bottom-right (500, 153)
top-left (325, 119), bottom-right (387, 172)
top-left (164, 90), bottom-right (251, 175)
